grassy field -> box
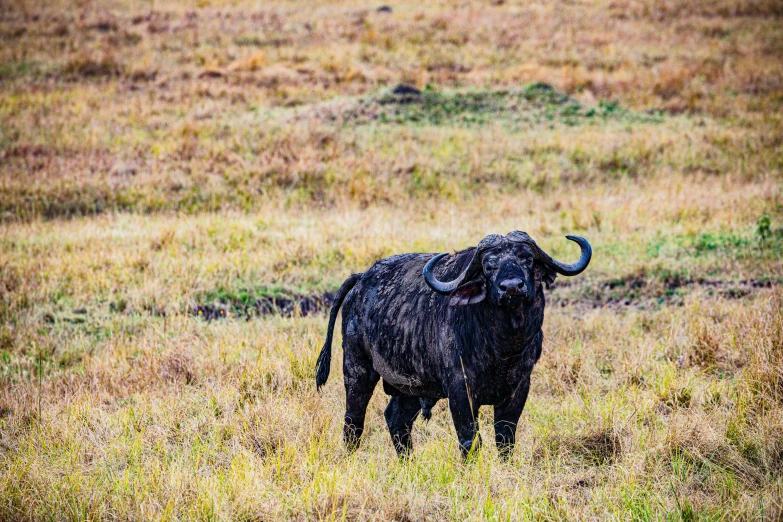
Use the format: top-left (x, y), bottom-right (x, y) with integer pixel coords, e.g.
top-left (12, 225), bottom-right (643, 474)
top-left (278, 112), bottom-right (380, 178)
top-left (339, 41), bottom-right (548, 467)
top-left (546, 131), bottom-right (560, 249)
top-left (1, 0), bottom-right (783, 519)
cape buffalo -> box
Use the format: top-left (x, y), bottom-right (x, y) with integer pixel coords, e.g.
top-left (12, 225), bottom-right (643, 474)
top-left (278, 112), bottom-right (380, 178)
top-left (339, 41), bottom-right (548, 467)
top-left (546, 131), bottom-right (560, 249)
top-left (315, 231), bottom-right (591, 458)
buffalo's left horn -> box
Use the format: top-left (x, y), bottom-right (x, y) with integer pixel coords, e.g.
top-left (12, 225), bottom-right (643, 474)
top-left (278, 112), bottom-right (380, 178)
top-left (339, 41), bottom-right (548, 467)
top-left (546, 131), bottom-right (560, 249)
top-left (534, 235), bottom-right (592, 276)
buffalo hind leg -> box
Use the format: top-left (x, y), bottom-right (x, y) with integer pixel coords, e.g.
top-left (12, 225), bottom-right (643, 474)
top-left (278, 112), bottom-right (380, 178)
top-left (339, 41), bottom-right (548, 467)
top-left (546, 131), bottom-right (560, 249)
top-left (493, 375), bottom-right (531, 460)
top-left (343, 358), bottom-right (379, 452)
top-left (384, 396), bottom-right (422, 457)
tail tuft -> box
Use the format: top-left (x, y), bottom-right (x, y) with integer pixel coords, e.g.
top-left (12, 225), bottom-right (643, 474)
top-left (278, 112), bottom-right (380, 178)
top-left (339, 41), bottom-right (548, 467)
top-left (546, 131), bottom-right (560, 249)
top-left (315, 346), bottom-right (331, 391)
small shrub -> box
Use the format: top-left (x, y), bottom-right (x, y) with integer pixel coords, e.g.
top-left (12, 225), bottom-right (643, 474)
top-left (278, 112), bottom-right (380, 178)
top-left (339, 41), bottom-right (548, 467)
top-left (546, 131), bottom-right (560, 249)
top-left (757, 212), bottom-right (771, 246)
top-left (63, 52), bottom-right (124, 77)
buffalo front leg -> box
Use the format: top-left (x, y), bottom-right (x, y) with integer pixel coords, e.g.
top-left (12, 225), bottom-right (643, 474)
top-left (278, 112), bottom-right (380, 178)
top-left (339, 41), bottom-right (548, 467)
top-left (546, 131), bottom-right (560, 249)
top-left (384, 396), bottom-right (422, 457)
top-left (493, 374), bottom-right (531, 460)
top-left (447, 386), bottom-right (481, 459)
top-left (343, 355), bottom-right (379, 452)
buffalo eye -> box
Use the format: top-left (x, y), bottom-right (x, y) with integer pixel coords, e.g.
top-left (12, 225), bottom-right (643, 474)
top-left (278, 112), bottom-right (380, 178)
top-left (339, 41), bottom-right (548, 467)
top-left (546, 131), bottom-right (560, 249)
top-left (483, 258), bottom-right (499, 271)
top-left (515, 254), bottom-right (533, 268)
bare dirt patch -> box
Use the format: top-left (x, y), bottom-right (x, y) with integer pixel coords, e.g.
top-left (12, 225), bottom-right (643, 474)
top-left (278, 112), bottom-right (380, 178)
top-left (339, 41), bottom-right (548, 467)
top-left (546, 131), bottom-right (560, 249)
top-left (550, 276), bottom-right (778, 312)
top-left (190, 276), bottom-right (777, 321)
top-left (192, 291), bottom-right (335, 320)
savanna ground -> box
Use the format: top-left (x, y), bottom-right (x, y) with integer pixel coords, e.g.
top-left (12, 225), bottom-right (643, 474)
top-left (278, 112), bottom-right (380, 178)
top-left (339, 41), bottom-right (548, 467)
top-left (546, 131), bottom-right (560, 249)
top-left (1, 0), bottom-right (783, 519)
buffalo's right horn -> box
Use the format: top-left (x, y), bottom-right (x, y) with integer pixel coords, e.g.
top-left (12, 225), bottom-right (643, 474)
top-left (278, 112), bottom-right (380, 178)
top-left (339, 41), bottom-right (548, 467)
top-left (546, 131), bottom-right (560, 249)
top-left (423, 253), bottom-right (459, 294)
top-left (423, 234), bottom-right (502, 294)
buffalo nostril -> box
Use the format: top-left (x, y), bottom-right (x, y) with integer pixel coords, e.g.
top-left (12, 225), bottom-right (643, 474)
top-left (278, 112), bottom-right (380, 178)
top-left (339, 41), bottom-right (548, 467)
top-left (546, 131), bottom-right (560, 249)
top-left (499, 278), bottom-right (524, 295)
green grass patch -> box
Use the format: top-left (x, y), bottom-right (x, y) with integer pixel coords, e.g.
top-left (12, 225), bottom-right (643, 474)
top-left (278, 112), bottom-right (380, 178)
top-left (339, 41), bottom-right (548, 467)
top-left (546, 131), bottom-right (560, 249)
top-left (313, 83), bottom-right (663, 130)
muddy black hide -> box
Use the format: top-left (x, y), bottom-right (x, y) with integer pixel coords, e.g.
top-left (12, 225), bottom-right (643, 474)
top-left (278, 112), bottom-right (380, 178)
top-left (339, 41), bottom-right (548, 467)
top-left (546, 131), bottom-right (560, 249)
top-left (315, 231), bottom-right (591, 458)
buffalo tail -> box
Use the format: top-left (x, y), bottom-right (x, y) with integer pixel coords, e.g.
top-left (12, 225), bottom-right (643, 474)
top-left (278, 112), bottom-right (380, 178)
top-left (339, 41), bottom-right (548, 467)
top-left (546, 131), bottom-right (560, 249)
top-left (315, 273), bottom-right (362, 391)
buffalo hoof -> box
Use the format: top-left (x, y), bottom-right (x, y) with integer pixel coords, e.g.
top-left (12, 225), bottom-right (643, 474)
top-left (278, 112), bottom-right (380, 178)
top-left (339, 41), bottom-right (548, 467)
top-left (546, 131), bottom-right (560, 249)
top-left (343, 424), bottom-right (363, 453)
top-left (497, 444), bottom-right (514, 461)
top-left (392, 434), bottom-right (413, 458)
top-left (459, 433), bottom-right (482, 461)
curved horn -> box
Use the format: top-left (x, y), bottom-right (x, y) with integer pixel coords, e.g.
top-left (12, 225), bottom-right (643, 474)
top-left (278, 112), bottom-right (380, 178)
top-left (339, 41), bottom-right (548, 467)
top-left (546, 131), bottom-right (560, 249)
top-left (423, 234), bottom-right (504, 294)
top-left (422, 253), bottom-right (460, 294)
top-left (534, 235), bottom-right (592, 276)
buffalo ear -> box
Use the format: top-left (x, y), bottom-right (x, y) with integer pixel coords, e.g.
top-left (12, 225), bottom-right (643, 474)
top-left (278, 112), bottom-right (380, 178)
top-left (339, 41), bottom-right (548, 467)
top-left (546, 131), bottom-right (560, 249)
top-left (449, 280), bottom-right (486, 306)
top-left (536, 264), bottom-right (557, 289)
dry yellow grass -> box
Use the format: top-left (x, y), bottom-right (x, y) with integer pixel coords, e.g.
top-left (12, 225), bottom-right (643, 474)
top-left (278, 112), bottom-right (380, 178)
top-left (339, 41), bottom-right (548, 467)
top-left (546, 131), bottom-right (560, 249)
top-left (1, 0), bottom-right (782, 520)
top-left (2, 0), bottom-right (782, 219)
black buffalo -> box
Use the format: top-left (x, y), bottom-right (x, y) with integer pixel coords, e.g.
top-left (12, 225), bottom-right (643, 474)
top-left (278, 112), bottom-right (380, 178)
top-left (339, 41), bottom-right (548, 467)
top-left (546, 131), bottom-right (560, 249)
top-left (315, 231), bottom-right (591, 458)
